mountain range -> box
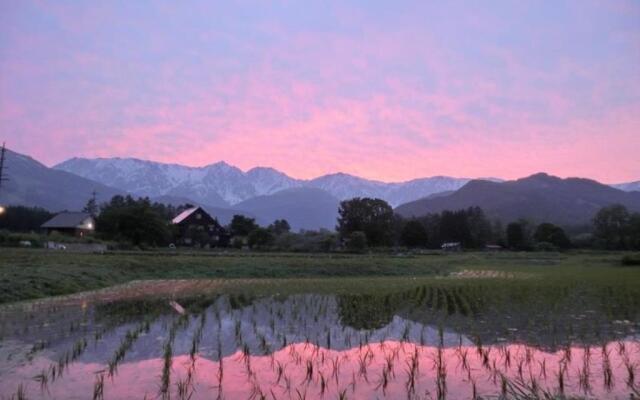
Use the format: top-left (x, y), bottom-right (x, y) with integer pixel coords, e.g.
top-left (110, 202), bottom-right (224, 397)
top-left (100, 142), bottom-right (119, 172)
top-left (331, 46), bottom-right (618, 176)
top-left (395, 173), bottom-right (640, 226)
top-left (54, 157), bottom-right (474, 207)
top-left (1, 148), bottom-right (639, 231)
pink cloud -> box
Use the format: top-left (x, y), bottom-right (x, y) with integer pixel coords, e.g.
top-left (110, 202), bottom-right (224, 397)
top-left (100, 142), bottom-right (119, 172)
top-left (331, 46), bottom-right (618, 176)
top-left (1, 1), bottom-right (639, 183)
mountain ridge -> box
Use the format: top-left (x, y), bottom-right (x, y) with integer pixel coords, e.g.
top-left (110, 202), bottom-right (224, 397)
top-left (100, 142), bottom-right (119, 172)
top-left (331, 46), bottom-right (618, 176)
top-left (54, 157), bottom-right (478, 207)
top-left (395, 173), bottom-right (640, 227)
top-left (0, 150), bottom-right (125, 212)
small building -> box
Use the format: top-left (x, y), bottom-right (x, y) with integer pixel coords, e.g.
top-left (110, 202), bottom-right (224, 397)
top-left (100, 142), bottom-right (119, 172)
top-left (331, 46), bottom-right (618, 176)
top-left (41, 212), bottom-right (95, 237)
top-left (441, 242), bottom-right (462, 251)
top-left (171, 206), bottom-right (229, 247)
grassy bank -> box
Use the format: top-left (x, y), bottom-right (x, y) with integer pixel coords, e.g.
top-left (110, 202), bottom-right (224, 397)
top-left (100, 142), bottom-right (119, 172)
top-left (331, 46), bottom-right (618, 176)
top-left (0, 248), bottom-right (638, 304)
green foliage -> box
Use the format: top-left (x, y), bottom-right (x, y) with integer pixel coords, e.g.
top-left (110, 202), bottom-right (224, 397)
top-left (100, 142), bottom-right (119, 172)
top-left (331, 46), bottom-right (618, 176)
top-left (0, 231), bottom-right (44, 247)
top-left (229, 215), bottom-right (258, 236)
top-left (622, 254), bottom-right (640, 266)
top-left (346, 231), bottom-right (367, 252)
top-left (337, 198), bottom-right (394, 246)
top-left (0, 205), bottom-right (53, 232)
top-left (247, 227), bottom-right (274, 249)
top-left (231, 236), bottom-right (244, 249)
top-left (96, 195), bottom-right (174, 246)
top-left (400, 219), bottom-right (428, 247)
top-left (272, 230), bottom-right (338, 252)
top-left (268, 219), bottom-right (291, 235)
top-left (82, 195), bottom-right (98, 216)
top-left (533, 222), bottom-right (571, 249)
top-left (1, 249), bottom-right (639, 304)
top-left (408, 207), bottom-right (496, 249)
top-left (593, 204), bottom-right (640, 250)
top-left (506, 222), bottom-right (526, 250)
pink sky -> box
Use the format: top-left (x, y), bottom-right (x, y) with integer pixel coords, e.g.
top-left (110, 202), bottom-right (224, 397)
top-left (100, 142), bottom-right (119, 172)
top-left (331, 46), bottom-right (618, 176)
top-left (1, 1), bottom-right (639, 183)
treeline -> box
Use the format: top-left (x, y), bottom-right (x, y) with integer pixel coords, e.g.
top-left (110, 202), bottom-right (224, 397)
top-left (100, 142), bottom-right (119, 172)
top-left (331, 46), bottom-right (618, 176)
top-left (335, 198), bottom-right (640, 251)
top-left (336, 199), bottom-right (503, 251)
top-left (1, 196), bottom-right (640, 251)
top-left (0, 206), bottom-right (53, 232)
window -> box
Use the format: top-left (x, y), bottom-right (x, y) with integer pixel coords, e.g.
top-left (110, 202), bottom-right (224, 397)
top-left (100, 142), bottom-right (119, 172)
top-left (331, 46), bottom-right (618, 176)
top-left (196, 213), bottom-right (202, 220)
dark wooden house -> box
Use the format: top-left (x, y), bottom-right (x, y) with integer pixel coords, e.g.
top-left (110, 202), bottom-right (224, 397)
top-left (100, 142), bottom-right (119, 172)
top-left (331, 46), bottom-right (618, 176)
top-left (41, 212), bottom-right (95, 237)
top-left (171, 206), bottom-right (229, 247)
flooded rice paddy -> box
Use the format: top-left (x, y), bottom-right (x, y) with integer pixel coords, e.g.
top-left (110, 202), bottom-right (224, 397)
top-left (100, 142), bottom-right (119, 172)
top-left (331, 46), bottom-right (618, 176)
top-left (1, 279), bottom-right (639, 399)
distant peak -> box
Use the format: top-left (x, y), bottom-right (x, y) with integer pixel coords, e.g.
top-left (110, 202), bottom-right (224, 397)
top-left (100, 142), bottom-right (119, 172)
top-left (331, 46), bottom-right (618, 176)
top-left (247, 166), bottom-right (279, 174)
top-left (204, 161), bottom-right (233, 169)
top-left (521, 172), bottom-right (560, 182)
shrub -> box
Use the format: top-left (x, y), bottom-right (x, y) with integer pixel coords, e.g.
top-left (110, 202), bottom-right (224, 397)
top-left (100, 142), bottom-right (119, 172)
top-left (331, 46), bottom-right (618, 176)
top-left (533, 241), bottom-right (557, 252)
top-left (247, 228), bottom-right (274, 249)
top-left (272, 230), bottom-right (339, 252)
top-left (621, 254), bottom-right (640, 266)
top-left (231, 236), bottom-right (244, 249)
top-left (0, 230), bottom-right (44, 247)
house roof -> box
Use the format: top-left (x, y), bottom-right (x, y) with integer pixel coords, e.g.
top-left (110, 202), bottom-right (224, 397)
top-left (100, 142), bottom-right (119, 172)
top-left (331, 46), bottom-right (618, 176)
top-left (171, 207), bottom-right (201, 224)
top-left (41, 212), bottom-right (93, 229)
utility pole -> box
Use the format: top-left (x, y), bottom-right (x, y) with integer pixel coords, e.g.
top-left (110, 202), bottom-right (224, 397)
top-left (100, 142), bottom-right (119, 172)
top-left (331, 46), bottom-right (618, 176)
top-left (0, 142), bottom-right (7, 192)
top-left (0, 142), bottom-right (6, 215)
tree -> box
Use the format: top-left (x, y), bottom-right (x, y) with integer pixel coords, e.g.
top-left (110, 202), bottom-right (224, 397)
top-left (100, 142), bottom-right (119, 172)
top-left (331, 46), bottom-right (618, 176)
top-left (229, 215), bottom-right (258, 236)
top-left (337, 198), bottom-right (394, 246)
top-left (346, 231), bottom-right (367, 252)
top-left (268, 219), bottom-right (291, 235)
top-left (466, 207), bottom-right (493, 247)
top-left (82, 192), bottom-right (98, 216)
top-left (0, 206), bottom-right (53, 232)
top-left (534, 223), bottom-right (571, 249)
top-left (629, 213), bottom-right (640, 250)
top-left (593, 204), bottom-right (631, 249)
top-left (96, 195), bottom-right (172, 246)
top-left (506, 222), bottom-right (525, 250)
top-left (247, 227), bottom-right (274, 249)
top-left (400, 220), bottom-right (428, 247)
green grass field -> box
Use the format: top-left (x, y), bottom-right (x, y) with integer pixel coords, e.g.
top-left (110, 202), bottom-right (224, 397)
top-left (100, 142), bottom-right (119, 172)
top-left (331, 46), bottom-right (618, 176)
top-left (0, 248), bottom-right (638, 304)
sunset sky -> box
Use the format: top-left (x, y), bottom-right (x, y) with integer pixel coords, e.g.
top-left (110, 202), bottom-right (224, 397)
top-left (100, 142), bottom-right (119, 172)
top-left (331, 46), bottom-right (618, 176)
top-left (1, 1), bottom-right (639, 183)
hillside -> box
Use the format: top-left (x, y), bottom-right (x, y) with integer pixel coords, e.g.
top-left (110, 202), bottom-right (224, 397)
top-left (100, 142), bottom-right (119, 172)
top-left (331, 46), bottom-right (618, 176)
top-left (233, 187), bottom-right (340, 231)
top-left (0, 149), bottom-right (124, 212)
top-left (395, 173), bottom-right (640, 226)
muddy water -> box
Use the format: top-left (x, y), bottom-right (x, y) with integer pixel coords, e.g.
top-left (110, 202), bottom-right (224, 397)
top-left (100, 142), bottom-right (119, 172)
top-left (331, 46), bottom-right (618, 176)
top-left (0, 282), bottom-right (638, 399)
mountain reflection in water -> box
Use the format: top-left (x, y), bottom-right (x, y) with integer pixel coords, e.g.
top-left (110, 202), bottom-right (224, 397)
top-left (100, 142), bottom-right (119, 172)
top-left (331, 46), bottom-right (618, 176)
top-left (0, 285), bottom-right (638, 399)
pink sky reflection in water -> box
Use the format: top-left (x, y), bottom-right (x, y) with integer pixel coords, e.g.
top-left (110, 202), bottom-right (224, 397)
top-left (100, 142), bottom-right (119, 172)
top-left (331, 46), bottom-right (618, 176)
top-left (3, 340), bottom-right (639, 400)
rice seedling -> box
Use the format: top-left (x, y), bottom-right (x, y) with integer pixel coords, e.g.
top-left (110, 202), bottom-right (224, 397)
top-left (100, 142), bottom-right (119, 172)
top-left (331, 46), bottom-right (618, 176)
top-left (92, 373), bottom-right (105, 400)
top-left (176, 376), bottom-right (195, 400)
top-left (107, 320), bottom-right (149, 377)
top-left (160, 340), bottom-right (173, 398)
top-left (602, 343), bottom-right (614, 391)
top-left (32, 369), bottom-right (49, 393)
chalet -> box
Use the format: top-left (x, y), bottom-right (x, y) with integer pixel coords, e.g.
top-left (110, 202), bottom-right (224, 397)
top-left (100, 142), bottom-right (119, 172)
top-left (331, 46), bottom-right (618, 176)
top-left (41, 212), bottom-right (95, 237)
top-left (171, 206), bottom-right (229, 247)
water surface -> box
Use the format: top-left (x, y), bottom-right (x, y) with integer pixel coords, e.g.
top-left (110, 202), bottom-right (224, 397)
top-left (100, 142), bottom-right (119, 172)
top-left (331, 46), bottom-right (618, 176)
top-left (1, 279), bottom-right (638, 399)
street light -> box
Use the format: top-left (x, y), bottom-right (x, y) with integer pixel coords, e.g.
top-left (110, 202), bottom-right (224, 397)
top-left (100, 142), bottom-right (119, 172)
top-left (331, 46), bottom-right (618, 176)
top-left (0, 206), bottom-right (5, 215)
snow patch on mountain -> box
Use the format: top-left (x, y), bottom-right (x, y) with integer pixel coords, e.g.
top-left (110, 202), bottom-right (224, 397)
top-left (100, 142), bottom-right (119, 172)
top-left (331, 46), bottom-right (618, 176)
top-left (54, 157), bottom-right (480, 207)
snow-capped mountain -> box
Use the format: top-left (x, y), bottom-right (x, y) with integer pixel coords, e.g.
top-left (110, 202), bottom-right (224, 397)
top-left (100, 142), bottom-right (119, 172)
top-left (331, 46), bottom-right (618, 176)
top-left (613, 181), bottom-right (640, 192)
top-left (307, 173), bottom-right (476, 207)
top-left (54, 157), bottom-right (476, 207)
